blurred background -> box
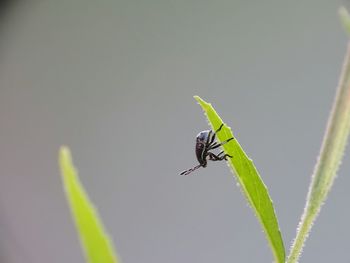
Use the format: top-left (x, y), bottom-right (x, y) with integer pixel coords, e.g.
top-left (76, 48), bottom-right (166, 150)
top-left (0, 0), bottom-right (349, 262)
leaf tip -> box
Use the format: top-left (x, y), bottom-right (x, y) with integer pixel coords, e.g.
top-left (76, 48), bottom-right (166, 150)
top-left (59, 145), bottom-right (70, 158)
top-left (59, 146), bottom-right (77, 182)
top-left (59, 145), bottom-right (71, 165)
top-left (193, 95), bottom-right (202, 102)
top-left (194, 95), bottom-right (210, 109)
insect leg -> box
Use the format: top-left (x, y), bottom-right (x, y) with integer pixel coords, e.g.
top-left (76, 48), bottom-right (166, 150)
top-left (207, 123), bottom-right (224, 146)
top-left (207, 123), bottom-right (224, 147)
top-left (217, 151), bottom-right (233, 159)
top-left (206, 130), bottom-right (213, 146)
top-left (208, 132), bottom-right (216, 146)
top-left (217, 151), bottom-right (224, 156)
top-left (207, 137), bottom-right (234, 150)
top-left (208, 152), bottom-right (232, 161)
top-left (207, 152), bottom-right (224, 161)
top-left (214, 123), bottom-right (224, 134)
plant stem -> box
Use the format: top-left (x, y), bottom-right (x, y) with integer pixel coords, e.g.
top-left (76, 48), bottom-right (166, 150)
top-left (287, 42), bottom-right (350, 263)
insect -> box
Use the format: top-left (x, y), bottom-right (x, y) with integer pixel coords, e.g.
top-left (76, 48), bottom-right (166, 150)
top-left (180, 123), bottom-right (234, 176)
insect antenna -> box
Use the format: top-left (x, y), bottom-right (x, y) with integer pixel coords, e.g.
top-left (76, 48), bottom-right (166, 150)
top-left (180, 164), bottom-right (202, 176)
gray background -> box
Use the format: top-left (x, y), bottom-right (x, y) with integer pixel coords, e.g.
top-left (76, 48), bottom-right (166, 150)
top-left (0, 0), bottom-right (349, 262)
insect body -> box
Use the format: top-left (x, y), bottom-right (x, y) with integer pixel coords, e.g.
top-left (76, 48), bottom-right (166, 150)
top-left (180, 123), bottom-right (234, 176)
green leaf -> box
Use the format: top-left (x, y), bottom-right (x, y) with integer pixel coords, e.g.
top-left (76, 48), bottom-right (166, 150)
top-left (194, 96), bottom-right (285, 263)
top-left (339, 7), bottom-right (350, 36)
top-left (287, 29), bottom-right (350, 263)
top-left (59, 146), bottom-right (120, 263)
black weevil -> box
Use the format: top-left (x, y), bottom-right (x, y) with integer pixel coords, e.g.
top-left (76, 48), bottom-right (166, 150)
top-left (180, 123), bottom-right (234, 176)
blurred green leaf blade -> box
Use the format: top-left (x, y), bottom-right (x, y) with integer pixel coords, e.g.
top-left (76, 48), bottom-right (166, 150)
top-left (194, 96), bottom-right (285, 263)
top-left (59, 146), bottom-right (120, 263)
top-left (339, 7), bottom-right (350, 36)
